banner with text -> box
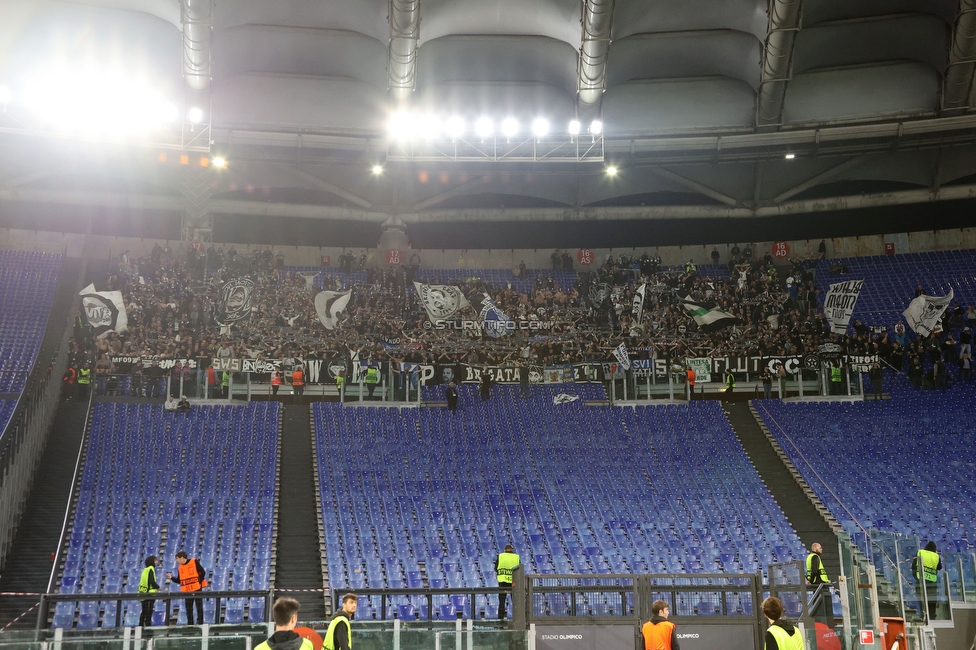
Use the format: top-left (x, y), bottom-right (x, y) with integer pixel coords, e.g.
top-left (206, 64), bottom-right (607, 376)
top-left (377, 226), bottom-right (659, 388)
top-left (823, 280), bottom-right (863, 334)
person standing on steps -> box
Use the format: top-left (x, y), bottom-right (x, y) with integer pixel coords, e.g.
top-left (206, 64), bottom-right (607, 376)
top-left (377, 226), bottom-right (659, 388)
top-left (912, 541), bottom-right (942, 621)
top-left (446, 380), bottom-right (458, 413)
top-left (480, 372), bottom-right (492, 402)
top-left (724, 369), bottom-right (735, 400)
top-left (761, 370), bottom-right (772, 400)
top-left (167, 550), bottom-right (208, 625)
top-left (806, 543), bottom-right (828, 585)
top-left (255, 598), bottom-right (313, 650)
top-left (271, 367), bottom-right (283, 396)
top-left (642, 600), bottom-right (680, 650)
top-left (138, 555), bottom-right (160, 627)
top-left (685, 366), bottom-right (696, 401)
top-left (495, 544), bottom-right (521, 619)
top-left (77, 362), bottom-right (92, 400)
top-left (324, 593), bottom-right (357, 650)
top-left (365, 362), bottom-right (379, 399)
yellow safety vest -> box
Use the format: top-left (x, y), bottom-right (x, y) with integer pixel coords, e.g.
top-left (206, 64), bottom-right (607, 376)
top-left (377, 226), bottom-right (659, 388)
top-left (78, 368), bottom-right (91, 385)
top-left (496, 552), bottom-right (520, 585)
top-left (324, 613), bottom-right (352, 650)
top-left (806, 553), bottom-right (828, 584)
top-left (916, 549), bottom-right (939, 583)
top-left (767, 623), bottom-right (805, 650)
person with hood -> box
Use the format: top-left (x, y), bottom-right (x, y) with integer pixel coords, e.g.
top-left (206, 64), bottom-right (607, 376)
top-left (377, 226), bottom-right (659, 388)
top-left (255, 598), bottom-right (313, 650)
top-left (138, 555), bottom-right (160, 627)
top-left (762, 597), bottom-right (805, 650)
top-left (324, 593), bottom-right (357, 650)
top-left (641, 600), bottom-right (679, 650)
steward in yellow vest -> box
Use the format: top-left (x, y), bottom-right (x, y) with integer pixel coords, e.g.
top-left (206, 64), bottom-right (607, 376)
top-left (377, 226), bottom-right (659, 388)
top-left (256, 598), bottom-right (314, 650)
top-left (325, 594), bottom-right (358, 650)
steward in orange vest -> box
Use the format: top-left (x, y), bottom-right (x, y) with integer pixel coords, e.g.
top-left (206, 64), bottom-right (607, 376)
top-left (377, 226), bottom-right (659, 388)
top-left (167, 551), bottom-right (208, 625)
top-left (642, 600), bottom-right (679, 650)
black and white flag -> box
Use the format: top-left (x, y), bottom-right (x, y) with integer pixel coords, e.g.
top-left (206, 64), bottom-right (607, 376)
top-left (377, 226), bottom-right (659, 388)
top-left (464, 289), bottom-right (513, 338)
top-left (414, 282), bottom-right (470, 322)
top-left (553, 393), bottom-right (580, 405)
top-left (632, 283), bottom-right (647, 324)
top-left (903, 289), bottom-right (953, 336)
top-left (612, 342), bottom-right (632, 370)
top-left (679, 293), bottom-right (743, 332)
top-left (216, 278), bottom-right (255, 325)
top-left (823, 280), bottom-right (863, 334)
top-left (314, 290), bottom-right (352, 330)
top-left (79, 283), bottom-right (128, 338)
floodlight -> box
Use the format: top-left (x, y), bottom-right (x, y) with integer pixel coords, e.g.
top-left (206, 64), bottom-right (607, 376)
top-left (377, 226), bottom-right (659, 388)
top-left (387, 111), bottom-right (415, 141)
top-left (589, 120), bottom-right (603, 135)
top-left (445, 116), bottom-right (465, 139)
top-left (606, 165), bottom-right (618, 176)
top-left (0, 86), bottom-right (10, 104)
top-left (187, 107), bottom-right (204, 124)
top-left (475, 117), bottom-right (494, 140)
top-left (212, 156), bottom-right (227, 169)
top-left (531, 118), bottom-right (549, 138)
top-left (567, 119), bottom-right (581, 135)
top-left (372, 164), bottom-right (384, 175)
top-left (501, 117), bottom-right (519, 139)
top-left (160, 102), bottom-right (179, 123)
top-left (785, 152), bottom-right (796, 160)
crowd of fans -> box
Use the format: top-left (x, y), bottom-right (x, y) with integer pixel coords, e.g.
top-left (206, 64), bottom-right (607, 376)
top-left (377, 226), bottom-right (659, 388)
top-left (63, 242), bottom-right (974, 388)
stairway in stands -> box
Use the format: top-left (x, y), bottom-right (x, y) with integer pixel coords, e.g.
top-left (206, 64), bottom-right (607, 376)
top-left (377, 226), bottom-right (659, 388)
top-left (274, 404), bottom-right (327, 621)
top-left (723, 402), bottom-right (841, 580)
top-left (0, 400), bottom-right (89, 628)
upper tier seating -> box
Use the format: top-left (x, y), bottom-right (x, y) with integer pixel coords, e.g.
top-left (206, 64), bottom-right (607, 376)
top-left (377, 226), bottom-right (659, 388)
top-left (756, 394), bottom-right (976, 552)
top-left (816, 249), bottom-right (976, 326)
top-left (54, 402), bottom-right (280, 628)
top-left (0, 400), bottom-right (14, 435)
top-left (315, 385), bottom-right (802, 620)
top-left (0, 250), bottom-right (62, 395)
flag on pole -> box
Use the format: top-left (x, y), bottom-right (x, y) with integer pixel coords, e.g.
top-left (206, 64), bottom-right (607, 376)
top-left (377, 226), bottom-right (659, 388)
top-left (679, 293), bottom-right (743, 332)
top-left (632, 283), bottom-right (647, 324)
top-left (314, 290), bottom-right (352, 330)
top-left (79, 283), bottom-right (128, 338)
top-left (612, 342), bottom-right (632, 370)
top-left (903, 289), bottom-right (953, 336)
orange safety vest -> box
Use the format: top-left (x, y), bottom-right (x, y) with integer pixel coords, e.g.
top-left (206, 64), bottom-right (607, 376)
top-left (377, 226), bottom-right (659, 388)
top-left (686, 369), bottom-right (696, 386)
top-left (292, 370), bottom-right (304, 386)
top-left (271, 371), bottom-right (282, 386)
top-left (642, 620), bottom-right (675, 650)
top-left (177, 560), bottom-right (207, 592)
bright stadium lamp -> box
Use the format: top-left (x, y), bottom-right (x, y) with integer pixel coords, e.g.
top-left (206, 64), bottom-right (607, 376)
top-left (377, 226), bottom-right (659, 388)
top-left (785, 152), bottom-right (796, 160)
top-left (589, 119), bottom-right (603, 135)
top-left (187, 106), bottom-right (204, 124)
top-left (606, 165), bottom-right (618, 176)
top-left (531, 118), bottom-right (549, 138)
top-left (387, 111), bottom-right (415, 141)
top-left (418, 113), bottom-right (441, 140)
top-left (567, 119), bottom-right (581, 135)
top-left (475, 117), bottom-right (494, 140)
top-left (501, 117), bottom-right (519, 140)
top-left (372, 164), bottom-right (384, 175)
top-left (0, 86), bottom-right (10, 105)
top-left (212, 156), bottom-right (227, 169)
top-left (445, 115), bottom-right (465, 140)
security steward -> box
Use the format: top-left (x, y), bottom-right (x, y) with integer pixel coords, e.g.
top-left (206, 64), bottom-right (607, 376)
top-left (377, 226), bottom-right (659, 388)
top-left (762, 597), bottom-right (805, 650)
top-left (77, 362), bottom-right (92, 400)
top-left (291, 365), bottom-right (305, 396)
top-left (642, 600), bottom-right (679, 650)
top-left (495, 544), bottom-right (521, 619)
top-left (167, 550), bottom-right (208, 625)
top-left (62, 366), bottom-right (77, 400)
top-left (806, 543), bottom-right (828, 585)
top-left (365, 363), bottom-right (379, 399)
top-left (256, 598), bottom-right (314, 650)
top-left (912, 541), bottom-right (942, 620)
top-left (271, 368), bottom-right (283, 396)
top-left (139, 555), bottom-right (160, 627)
top-left (221, 371), bottom-right (230, 399)
top-left (336, 369), bottom-right (346, 399)
top-left (830, 362), bottom-right (843, 395)
top-left (724, 369), bottom-right (735, 399)
top-left (324, 593), bottom-right (357, 650)
top-left (685, 366), bottom-right (696, 400)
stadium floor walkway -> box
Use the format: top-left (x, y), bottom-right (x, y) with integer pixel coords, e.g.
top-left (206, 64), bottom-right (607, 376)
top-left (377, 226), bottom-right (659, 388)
top-left (274, 404), bottom-right (327, 621)
top-left (723, 402), bottom-right (840, 580)
top-left (0, 400), bottom-right (89, 629)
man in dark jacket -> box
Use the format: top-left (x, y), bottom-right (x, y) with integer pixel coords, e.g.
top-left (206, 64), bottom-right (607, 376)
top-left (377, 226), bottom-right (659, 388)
top-left (325, 594), bottom-right (357, 650)
top-left (868, 362), bottom-right (883, 400)
top-left (255, 598), bottom-right (313, 650)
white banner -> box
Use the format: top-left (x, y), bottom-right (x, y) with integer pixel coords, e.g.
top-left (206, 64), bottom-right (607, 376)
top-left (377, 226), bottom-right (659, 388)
top-left (314, 290), bottom-right (352, 330)
top-left (612, 342), bottom-right (632, 370)
top-left (553, 393), bottom-right (580, 405)
top-left (823, 280), bottom-right (863, 335)
top-left (79, 283), bottom-right (128, 339)
top-left (216, 278), bottom-right (255, 325)
top-left (684, 357), bottom-right (712, 383)
top-left (414, 283), bottom-right (469, 321)
top-left (903, 289), bottom-right (953, 336)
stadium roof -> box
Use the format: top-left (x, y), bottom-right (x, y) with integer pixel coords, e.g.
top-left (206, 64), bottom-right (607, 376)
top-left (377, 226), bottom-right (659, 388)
top-left (1, 0), bottom-right (976, 246)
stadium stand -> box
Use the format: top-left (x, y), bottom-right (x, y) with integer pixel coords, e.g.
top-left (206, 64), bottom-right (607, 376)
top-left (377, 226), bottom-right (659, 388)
top-left (52, 402), bottom-right (280, 628)
top-left (314, 384), bottom-right (804, 620)
top-left (0, 251), bottom-right (62, 396)
top-left (0, 401), bottom-right (15, 435)
top-left (755, 394), bottom-right (976, 552)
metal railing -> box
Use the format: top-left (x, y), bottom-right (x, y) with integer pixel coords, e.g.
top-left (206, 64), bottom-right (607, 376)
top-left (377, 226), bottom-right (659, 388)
top-left (329, 587), bottom-right (506, 621)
